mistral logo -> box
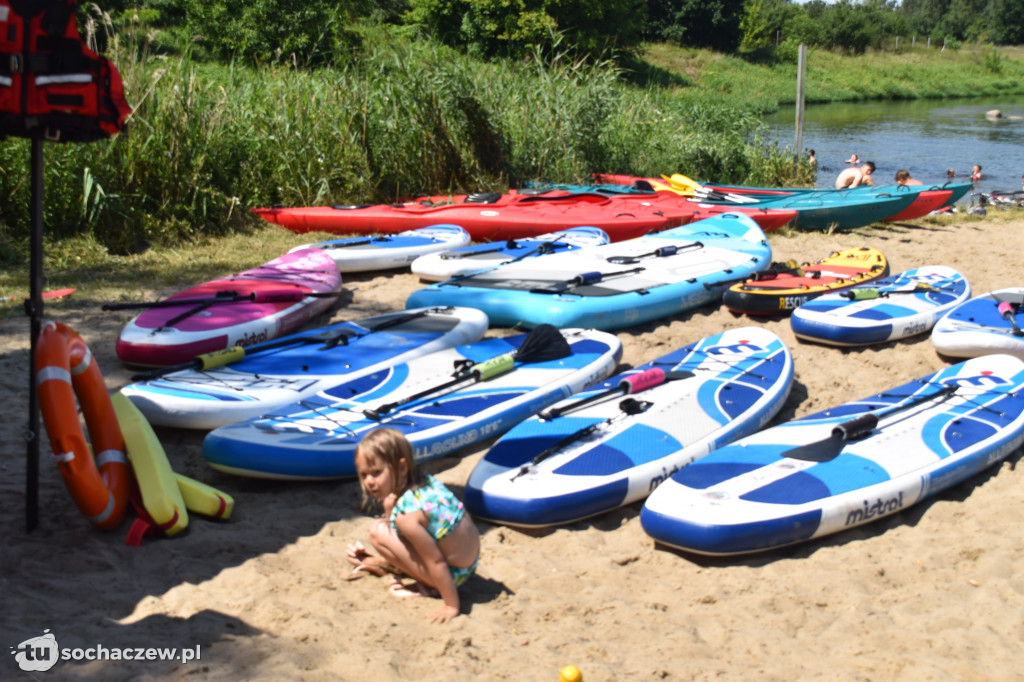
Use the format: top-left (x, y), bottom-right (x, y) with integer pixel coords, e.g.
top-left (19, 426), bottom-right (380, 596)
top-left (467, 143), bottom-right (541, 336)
top-left (10, 630), bottom-right (202, 673)
top-left (11, 630), bottom-right (59, 672)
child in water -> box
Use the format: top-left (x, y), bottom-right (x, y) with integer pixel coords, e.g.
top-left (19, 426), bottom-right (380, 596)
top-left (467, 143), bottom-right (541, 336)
top-left (346, 428), bottom-right (481, 623)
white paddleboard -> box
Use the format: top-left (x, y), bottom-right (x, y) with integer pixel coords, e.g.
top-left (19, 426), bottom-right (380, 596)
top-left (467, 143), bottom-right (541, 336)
top-left (291, 224), bottom-right (471, 272)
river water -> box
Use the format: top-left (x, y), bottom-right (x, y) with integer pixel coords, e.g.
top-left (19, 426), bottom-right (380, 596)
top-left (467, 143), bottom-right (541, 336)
top-left (763, 94), bottom-right (1024, 198)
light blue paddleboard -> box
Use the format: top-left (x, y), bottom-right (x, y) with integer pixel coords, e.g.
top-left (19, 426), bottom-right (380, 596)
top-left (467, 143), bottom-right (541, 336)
top-left (410, 226), bottom-right (610, 281)
top-left (641, 354), bottom-right (1024, 556)
top-left (464, 327), bottom-right (794, 527)
top-left (931, 287), bottom-right (1024, 360)
top-left (120, 307), bottom-right (489, 429)
top-left (790, 265), bottom-right (971, 346)
top-left (203, 326), bottom-right (622, 480)
top-left (291, 224), bottom-right (470, 272)
top-left (405, 212), bottom-right (771, 331)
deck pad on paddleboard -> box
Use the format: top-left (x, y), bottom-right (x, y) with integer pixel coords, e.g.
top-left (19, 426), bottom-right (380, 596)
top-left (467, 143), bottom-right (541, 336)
top-left (115, 248), bottom-right (342, 367)
top-left (203, 326), bottom-right (622, 480)
top-left (640, 354), bottom-right (1024, 555)
top-left (790, 266), bottom-right (971, 346)
top-left (930, 287), bottom-right (1024, 360)
top-left (464, 327), bottom-right (794, 527)
top-left (411, 227), bottom-right (610, 281)
top-left (120, 307), bottom-right (489, 429)
top-left (723, 246), bottom-right (889, 316)
top-left (406, 212), bottom-right (771, 330)
top-left (291, 224), bottom-right (471, 273)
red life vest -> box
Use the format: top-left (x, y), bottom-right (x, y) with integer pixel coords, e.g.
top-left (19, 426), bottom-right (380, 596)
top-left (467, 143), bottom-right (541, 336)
top-left (1, 0), bottom-right (130, 142)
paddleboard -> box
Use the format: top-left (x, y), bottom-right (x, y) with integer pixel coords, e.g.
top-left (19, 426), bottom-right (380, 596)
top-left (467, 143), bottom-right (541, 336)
top-left (406, 212), bottom-right (772, 331)
top-left (930, 287), bottom-right (1024, 360)
top-left (115, 248), bottom-right (342, 367)
top-left (640, 354), bottom-right (1024, 556)
top-left (410, 227), bottom-right (610, 282)
top-left (290, 224), bottom-right (471, 273)
top-left (464, 327), bottom-right (794, 527)
top-left (790, 266), bottom-right (971, 346)
top-left (120, 306), bottom-right (490, 429)
top-left (203, 326), bottom-right (623, 480)
top-left (722, 246), bottom-right (890, 316)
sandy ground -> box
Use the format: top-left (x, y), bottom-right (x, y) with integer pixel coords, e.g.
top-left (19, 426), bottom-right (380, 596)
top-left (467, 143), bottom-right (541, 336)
top-left (2, 215), bottom-right (1023, 681)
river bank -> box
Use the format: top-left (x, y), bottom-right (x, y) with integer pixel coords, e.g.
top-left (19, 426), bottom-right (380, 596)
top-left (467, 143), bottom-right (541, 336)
top-left (3, 214), bottom-right (1023, 680)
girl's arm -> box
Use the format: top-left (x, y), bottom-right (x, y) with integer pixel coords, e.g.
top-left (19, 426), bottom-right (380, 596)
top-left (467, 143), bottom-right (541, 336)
top-left (394, 513), bottom-right (461, 623)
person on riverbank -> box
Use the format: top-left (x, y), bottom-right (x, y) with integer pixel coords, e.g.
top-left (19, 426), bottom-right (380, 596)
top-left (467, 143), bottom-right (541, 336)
top-left (836, 161), bottom-right (875, 188)
top-left (845, 153), bottom-right (860, 164)
top-left (895, 169), bottom-right (922, 186)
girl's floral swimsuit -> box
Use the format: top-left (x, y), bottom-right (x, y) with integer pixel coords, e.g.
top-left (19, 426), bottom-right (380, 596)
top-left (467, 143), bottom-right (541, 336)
top-left (390, 475), bottom-right (479, 585)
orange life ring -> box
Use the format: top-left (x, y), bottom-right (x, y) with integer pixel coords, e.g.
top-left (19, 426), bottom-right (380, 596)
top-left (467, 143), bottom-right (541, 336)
top-left (36, 321), bottom-right (130, 530)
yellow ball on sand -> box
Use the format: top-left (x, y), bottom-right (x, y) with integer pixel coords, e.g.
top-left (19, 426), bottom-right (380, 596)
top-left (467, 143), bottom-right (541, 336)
top-left (560, 665), bottom-right (583, 682)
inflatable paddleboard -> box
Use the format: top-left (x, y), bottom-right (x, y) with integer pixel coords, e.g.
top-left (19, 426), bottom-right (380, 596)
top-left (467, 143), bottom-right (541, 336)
top-left (406, 212), bottom-right (772, 331)
top-left (115, 248), bottom-right (342, 367)
top-left (640, 354), bottom-right (1024, 556)
top-left (203, 326), bottom-right (622, 480)
top-left (790, 266), bottom-right (971, 346)
top-left (931, 287), bottom-right (1024, 360)
top-left (464, 327), bottom-right (794, 527)
top-left (410, 227), bottom-right (610, 282)
top-left (290, 224), bottom-right (471, 273)
top-left (722, 246), bottom-right (889, 316)
top-left (120, 307), bottom-right (489, 429)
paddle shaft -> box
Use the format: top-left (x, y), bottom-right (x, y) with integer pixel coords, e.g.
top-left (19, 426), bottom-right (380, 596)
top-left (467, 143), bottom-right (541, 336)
top-left (103, 289), bottom-right (342, 311)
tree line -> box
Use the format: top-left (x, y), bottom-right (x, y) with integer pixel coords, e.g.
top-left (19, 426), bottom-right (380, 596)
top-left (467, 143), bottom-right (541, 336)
top-left (99, 0), bottom-right (1023, 68)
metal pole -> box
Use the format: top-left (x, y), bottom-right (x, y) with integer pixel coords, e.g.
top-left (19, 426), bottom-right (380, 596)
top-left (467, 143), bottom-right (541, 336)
top-left (26, 138), bottom-right (44, 532)
top-left (794, 44), bottom-right (807, 174)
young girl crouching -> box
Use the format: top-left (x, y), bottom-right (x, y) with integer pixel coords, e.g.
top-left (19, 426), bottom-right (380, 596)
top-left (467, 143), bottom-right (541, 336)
top-left (347, 428), bottom-right (481, 623)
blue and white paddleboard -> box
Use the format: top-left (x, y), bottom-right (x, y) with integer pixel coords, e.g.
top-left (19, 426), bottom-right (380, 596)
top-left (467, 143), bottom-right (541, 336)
top-left (790, 265), bottom-right (971, 347)
top-left (405, 212), bottom-right (771, 331)
top-left (640, 354), bottom-right (1024, 556)
top-left (931, 287), bottom-right (1024, 360)
top-left (203, 326), bottom-right (622, 480)
top-left (290, 224), bottom-right (471, 273)
top-left (120, 307), bottom-right (489, 429)
top-left (464, 327), bottom-right (794, 528)
top-left (410, 226), bottom-right (610, 281)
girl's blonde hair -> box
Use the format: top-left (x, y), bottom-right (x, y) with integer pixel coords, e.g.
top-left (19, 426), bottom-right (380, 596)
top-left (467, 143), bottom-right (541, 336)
top-left (354, 428), bottom-right (423, 510)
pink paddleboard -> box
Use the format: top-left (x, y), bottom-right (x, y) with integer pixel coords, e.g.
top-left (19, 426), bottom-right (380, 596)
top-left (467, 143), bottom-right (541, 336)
top-left (116, 248), bottom-right (342, 367)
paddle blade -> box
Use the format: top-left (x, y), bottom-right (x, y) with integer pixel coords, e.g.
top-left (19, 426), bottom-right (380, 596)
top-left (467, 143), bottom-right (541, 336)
top-left (514, 324), bottom-right (572, 364)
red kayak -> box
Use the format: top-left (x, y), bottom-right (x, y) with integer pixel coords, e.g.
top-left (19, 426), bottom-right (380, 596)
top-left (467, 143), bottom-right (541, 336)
top-left (252, 192), bottom-right (680, 242)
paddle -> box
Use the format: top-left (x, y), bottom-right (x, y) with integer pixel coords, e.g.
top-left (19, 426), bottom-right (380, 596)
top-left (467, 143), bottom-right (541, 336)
top-left (510, 397), bottom-right (652, 481)
top-left (362, 324), bottom-right (572, 421)
top-left (781, 383), bottom-right (958, 462)
top-left (667, 174), bottom-right (760, 204)
top-left (319, 236), bottom-right (391, 249)
top-left (702, 260), bottom-right (803, 290)
top-left (529, 267), bottom-right (646, 295)
top-left (841, 282), bottom-right (939, 300)
top-left (442, 239), bottom-right (520, 259)
top-left (538, 367), bottom-right (693, 420)
top-left (606, 242), bottom-right (702, 265)
top-left (131, 307), bottom-right (444, 381)
top-left (997, 301), bottom-right (1024, 336)
top-left (102, 289), bottom-right (344, 311)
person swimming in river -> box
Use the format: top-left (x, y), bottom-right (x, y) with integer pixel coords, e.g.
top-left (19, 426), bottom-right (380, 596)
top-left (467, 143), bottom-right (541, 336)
top-left (845, 153), bottom-right (860, 164)
top-left (895, 169), bottom-right (922, 186)
top-left (836, 161), bottom-right (875, 188)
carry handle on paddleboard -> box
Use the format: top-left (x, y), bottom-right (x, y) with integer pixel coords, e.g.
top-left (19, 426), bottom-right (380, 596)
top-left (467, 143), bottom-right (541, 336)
top-left (781, 384), bottom-right (958, 462)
